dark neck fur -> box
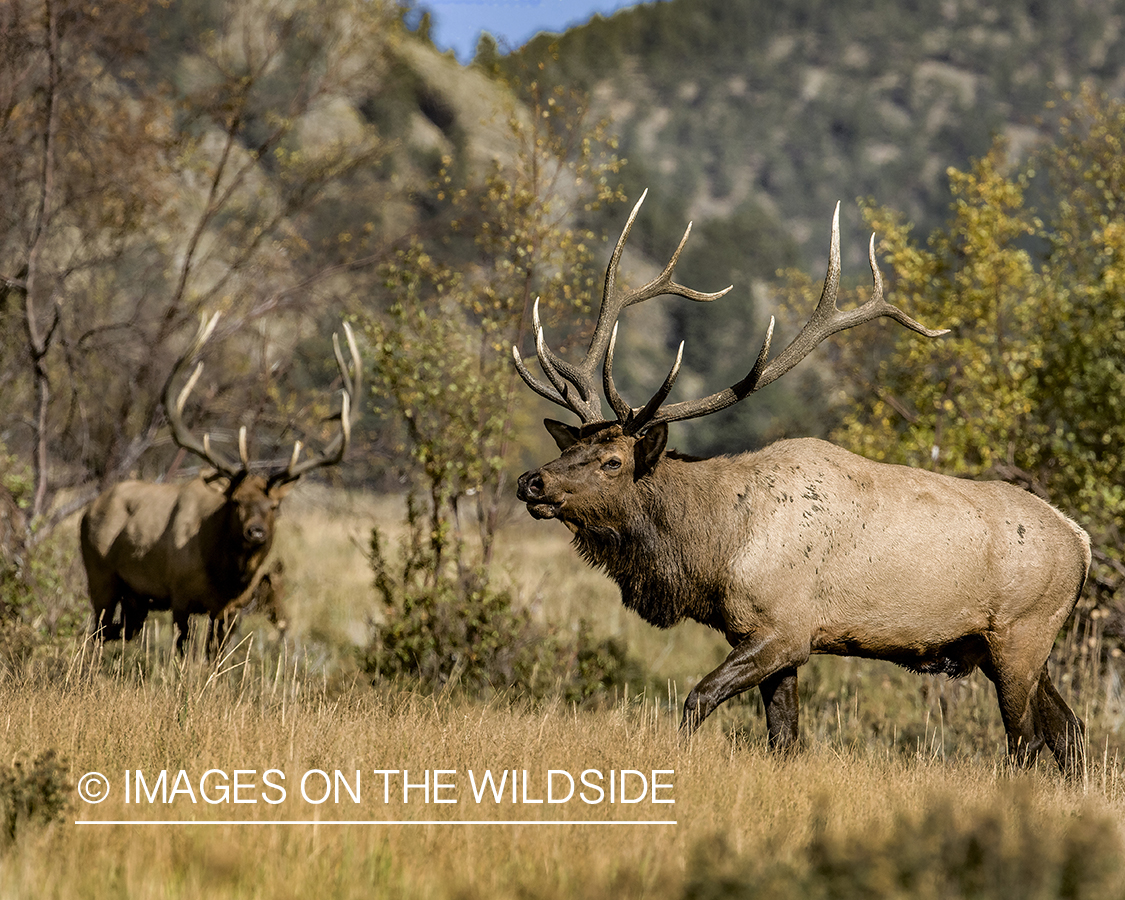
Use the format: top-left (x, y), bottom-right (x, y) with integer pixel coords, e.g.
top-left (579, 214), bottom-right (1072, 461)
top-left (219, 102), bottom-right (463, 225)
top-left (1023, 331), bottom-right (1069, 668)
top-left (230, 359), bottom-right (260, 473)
top-left (569, 458), bottom-right (726, 631)
top-left (201, 490), bottom-right (269, 600)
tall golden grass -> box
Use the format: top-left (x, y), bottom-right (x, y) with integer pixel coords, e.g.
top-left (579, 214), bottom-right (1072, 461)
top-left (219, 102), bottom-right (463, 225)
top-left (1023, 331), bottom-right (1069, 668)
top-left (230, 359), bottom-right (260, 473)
top-left (1, 484), bottom-right (1123, 899)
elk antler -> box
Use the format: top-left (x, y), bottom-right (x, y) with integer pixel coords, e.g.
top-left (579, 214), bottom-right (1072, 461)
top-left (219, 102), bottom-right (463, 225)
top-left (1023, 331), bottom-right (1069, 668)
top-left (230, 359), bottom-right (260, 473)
top-left (163, 313), bottom-right (363, 482)
top-left (513, 197), bottom-right (948, 435)
top-left (634, 202), bottom-right (948, 431)
top-left (163, 311), bottom-right (246, 478)
top-left (267, 322), bottom-right (362, 487)
top-left (512, 189), bottom-right (732, 427)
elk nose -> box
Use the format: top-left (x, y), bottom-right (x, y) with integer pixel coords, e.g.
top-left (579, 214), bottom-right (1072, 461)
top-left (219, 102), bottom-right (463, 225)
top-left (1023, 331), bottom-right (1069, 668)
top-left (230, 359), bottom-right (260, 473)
top-left (245, 524), bottom-right (268, 545)
top-left (517, 471), bottom-right (544, 501)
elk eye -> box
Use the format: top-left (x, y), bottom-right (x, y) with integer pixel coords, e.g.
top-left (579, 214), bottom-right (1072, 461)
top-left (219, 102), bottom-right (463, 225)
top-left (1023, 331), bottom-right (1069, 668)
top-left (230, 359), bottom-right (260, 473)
top-left (602, 458), bottom-right (622, 472)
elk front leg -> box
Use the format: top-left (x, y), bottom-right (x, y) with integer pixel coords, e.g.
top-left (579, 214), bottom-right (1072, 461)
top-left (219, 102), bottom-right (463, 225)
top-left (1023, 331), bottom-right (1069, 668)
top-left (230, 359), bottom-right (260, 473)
top-left (759, 668), bottom-right (800, 751)
top-left (680, 630), bottom-right (809, 740)
top-left (173, 608), bottom-right (191, 656)
top-left (120, 588), bottom-right (150, 641)
top-left (86, 570), bottom-right (124, 641)
top-left (206, 610), bottom-right (238, 659)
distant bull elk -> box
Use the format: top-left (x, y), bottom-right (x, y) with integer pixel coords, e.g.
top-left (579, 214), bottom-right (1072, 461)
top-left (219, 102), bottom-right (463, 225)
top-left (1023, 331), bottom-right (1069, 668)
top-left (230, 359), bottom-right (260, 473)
top-left (514, 192), bottom-right (1089, 775)
top-left (81, 314), bottom-right (360, 655)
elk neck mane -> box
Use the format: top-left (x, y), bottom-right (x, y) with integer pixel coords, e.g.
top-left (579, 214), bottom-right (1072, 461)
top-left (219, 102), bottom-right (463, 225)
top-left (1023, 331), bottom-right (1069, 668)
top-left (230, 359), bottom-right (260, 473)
top-left (569, 451), bottom-right (732, 632)
top-left (198, 473), bottom-right (272, 599)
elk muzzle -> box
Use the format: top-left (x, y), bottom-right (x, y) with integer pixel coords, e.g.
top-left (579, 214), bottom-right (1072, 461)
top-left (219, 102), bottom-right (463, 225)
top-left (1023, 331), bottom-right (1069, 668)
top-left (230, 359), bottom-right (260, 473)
top-left (245, 521), bottom-right (269, 545)
top-left (517, 469), bottom-right (562, 520)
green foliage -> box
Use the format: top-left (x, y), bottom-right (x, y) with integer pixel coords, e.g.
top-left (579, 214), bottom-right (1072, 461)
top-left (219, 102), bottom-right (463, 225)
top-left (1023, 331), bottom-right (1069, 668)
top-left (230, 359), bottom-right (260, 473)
top-left (0, 445), bottom-right (84, 639)
top-left (834, 146), bottom-right (1046, 475)
top-left (682, 787), bottom-right (1124, 900)
top-left (363, 499), bottom-right (640, 703)
top-left (0, 533), bottom-right (86, 641)
top-left (1034, 86), bottom-right (1125, 544)
top-left (0, 445), bottom-right (32, 605)
top-left (0, 619), bottom-right (40, 681)
top-left (367, 242), bottom-right (495, 569)
top-left (0, 750), bottom-right (68, 847)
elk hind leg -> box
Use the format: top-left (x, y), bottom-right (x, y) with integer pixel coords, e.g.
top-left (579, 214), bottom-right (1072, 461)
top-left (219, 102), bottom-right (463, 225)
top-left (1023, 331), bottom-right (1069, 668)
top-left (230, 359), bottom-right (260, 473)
top-left (993, 674), bottom-right (1043, 767)
top-left (1036, 665), bottom-right (1085, 778)
top-left (985, 630), bottom-right (1052, 768)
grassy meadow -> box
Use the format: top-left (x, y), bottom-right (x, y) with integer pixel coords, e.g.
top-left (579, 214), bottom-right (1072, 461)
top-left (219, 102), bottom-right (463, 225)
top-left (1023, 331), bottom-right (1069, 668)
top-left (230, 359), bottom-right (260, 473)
top-left (1, 484), bottom-right (1124, 899)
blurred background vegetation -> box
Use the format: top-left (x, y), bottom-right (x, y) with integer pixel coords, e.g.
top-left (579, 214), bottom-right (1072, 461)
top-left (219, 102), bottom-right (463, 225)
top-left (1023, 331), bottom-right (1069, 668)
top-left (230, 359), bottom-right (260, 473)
top-left (0, 0), bottom-right (1124, 694)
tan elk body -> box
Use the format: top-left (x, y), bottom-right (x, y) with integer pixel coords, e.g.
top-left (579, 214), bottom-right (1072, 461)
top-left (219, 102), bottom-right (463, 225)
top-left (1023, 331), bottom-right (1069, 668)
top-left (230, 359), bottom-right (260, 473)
top-left (515, 193), bottom-right (1088, 775)
top-left (80, 314), bottom-right (360, 654)
top-left (81, 473), bottom-right (287, 652)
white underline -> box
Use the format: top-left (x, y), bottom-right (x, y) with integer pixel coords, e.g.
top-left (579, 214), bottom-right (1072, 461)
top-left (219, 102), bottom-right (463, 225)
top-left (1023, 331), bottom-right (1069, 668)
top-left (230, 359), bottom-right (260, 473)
top-left (75, 819), bottom-right (677, 826)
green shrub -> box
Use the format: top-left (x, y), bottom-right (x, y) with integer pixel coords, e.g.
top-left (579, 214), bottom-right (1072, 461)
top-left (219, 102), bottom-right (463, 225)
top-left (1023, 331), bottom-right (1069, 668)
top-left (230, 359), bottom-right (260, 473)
top-left (0, 750), bottom-right (69, 846)
top-left (362, 498), bottom-right (641, 703)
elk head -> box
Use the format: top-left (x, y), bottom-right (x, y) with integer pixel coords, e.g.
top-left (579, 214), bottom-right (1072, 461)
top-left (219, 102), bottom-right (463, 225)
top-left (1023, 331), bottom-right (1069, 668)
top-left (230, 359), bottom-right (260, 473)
top-left (514, 191), bottom-right (948, 518)
top-left (162, 312), bottom-right (362, 557)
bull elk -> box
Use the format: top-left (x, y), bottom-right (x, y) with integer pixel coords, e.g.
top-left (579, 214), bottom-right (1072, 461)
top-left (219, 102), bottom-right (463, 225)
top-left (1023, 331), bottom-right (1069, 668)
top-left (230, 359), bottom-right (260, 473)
top-left (514, 192), bottom-right (1089, 775)
top-left (80, 314), bottom-right (361, 655)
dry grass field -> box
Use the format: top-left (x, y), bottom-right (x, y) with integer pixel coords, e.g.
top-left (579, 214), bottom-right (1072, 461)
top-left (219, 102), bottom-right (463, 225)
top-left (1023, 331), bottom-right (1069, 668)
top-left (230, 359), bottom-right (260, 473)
top-left (1, 483), bottom-right (1124, 899)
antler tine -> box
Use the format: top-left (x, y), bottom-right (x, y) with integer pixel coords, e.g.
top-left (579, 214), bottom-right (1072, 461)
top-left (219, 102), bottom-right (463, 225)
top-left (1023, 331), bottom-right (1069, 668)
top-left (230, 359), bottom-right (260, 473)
top-left (861, 230), bottom-right (949, 337)
top-left (605, 322), bottom-right (692, 434)
top-left (286, 441), bottom-right (303, 471)
top-left (512, 298), bottom-right (604, 424)
top-left (173, 362), bottom-right (204, 418)
top-left (628, 341), bottom-right (684, 432)
top-left (519, 192), bottom-right (655, 415)
top-left (602, 324), bottom-right (633, 423)
top-left (162, 311), bottom-right (243, 477)
top-left (636, 202), bottom-right (948, 431)
top-left (591, 198), bottom-right (730, 428)
top-left (619, 220), bottom-right (734, 311)
top-left (237, 426), bottom-right (250, 468)
top-left (512, 344), bottom-right (565, 406)
top-left (270, 321), bottom-right (363, 485)
top-left (534, 322), bottom-right (577, 407)
top-left (512, 190), bottom-right (730, 428)
top-left (331, 322), bottom-right (364, 404)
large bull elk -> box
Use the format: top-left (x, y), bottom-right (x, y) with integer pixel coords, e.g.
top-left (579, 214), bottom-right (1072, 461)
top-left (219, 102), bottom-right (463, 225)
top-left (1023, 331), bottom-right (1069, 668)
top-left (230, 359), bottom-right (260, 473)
top-left (514, 192), bottom-right (1089, 775)
top-left (80, 314), bottom-right (361, 655)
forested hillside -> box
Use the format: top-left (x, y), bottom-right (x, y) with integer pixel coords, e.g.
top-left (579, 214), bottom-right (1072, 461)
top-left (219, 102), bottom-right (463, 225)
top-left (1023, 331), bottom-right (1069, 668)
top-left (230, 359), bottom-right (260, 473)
top-left (514, 0), bottom-right (1125, 264)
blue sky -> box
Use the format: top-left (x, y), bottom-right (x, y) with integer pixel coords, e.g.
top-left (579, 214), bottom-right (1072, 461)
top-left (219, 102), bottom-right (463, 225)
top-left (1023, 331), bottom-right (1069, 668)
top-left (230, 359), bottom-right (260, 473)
top-left (416, 0), bottom-right (655, 63)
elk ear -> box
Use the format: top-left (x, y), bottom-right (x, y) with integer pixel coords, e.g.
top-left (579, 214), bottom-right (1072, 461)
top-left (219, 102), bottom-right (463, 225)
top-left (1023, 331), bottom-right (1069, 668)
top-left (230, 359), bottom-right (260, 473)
top-left (202, 472), bottom-right (233, 494)
top-left (544, 418), bottom-right (582, 451)
top-left (267, 481), bottom-right (295, 504)
top-left (633, 422), bottom-right (668, 478)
